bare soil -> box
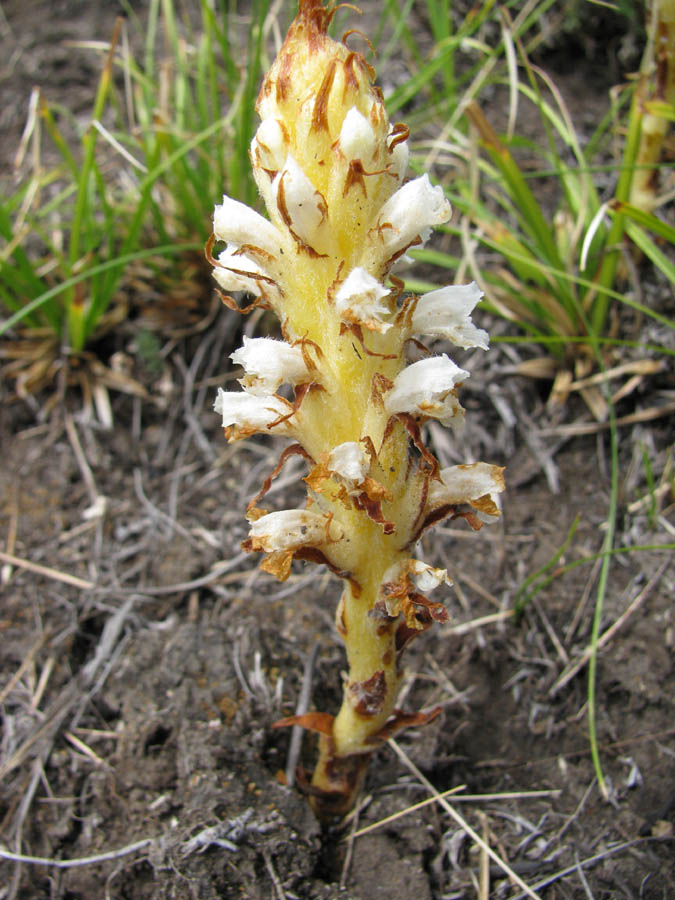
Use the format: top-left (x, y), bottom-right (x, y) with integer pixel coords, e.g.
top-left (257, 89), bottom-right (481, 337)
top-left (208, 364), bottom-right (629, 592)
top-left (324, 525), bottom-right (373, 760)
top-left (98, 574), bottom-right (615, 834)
top-left (1, 2), bottom-right (674, 899)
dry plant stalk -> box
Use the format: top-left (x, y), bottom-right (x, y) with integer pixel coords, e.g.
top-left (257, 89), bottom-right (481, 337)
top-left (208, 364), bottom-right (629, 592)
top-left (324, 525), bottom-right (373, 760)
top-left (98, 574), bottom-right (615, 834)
top-left (629, 0), bottom-right (675, 212)
top-left (210, 0), bottom-right (504, 819)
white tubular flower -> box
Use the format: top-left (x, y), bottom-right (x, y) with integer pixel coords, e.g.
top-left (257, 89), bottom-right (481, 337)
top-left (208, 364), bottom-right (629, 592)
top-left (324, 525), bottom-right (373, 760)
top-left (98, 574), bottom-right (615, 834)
top-left (384, 355), bottom-right (469, 427)
top-left (409, 283), bottom-right (489, 350)
top-left (408, 559), bottom-right (451, 592)
top-left (427, 462), bottom-right (506, 518)
top-left (251, 117), bottom-right (288, 172)
top-left (373, 174), bottom-right (451, 257)
top-left (247, 509), bottom-right (344, 552)
top-left (339, 107), bottom-right (377, 162)
top-left (214, 388), bottom-right (294, 439)
top-left (274, 156), bottom-right (328, 250)
top-left (334, 267), bottom-right (392, 332)
top-left (214, 195), bottom-right (284, 260)
top-left (326, 441), bottom-right (370, 493)
top-left (231, 336), bottom-right (311, 395)
top-left (382, 559), bottom-right (450, 594)
top-left (212, 246), bottom-right (275, 299)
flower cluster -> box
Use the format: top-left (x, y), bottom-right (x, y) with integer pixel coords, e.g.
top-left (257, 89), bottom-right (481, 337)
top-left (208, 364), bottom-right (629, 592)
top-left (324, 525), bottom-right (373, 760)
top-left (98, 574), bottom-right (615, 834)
top-left (211, 0), bottom-right (504, 818)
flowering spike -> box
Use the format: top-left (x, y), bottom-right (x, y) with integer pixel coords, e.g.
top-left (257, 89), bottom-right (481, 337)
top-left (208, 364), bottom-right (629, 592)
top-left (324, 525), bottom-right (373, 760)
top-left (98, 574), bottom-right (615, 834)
top-left (210, 0), bottom-right (504, 820)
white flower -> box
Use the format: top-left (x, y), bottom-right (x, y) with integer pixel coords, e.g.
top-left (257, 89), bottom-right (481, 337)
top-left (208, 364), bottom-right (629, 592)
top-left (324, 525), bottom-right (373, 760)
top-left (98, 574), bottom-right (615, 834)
top-left (274, 156), bottom-right (328, 250)
top-left (382, 559), bottom-right (450, 594)
top-left (251, 117), bottom-right (288, 172)
top-left (214, 195), bottom-right (283, 259)
top-left (427, 462), bottom-right (505, 518)
top-left (334, 267), bottom-right (392, 332)
top-left (212, 245), bottom-right (276, 299)
top-left (338, 107), bottom-right (376, 162)
top-left (409, 283), bottom-right (489, 350)
top-left (230, 336), bottom-right (311, 395)
top-left (384, 355), bottom-right (469, 427)
top-left (325, 442), bottom-right (370, 493)
top-left (214, 388), bottom-right (294, 438)
top-left (247, 509), bottom-right (343, 552)
top-left (373, 174), bottom-right (451, 257)
top-left (408, 559), bottom-right (450, 592)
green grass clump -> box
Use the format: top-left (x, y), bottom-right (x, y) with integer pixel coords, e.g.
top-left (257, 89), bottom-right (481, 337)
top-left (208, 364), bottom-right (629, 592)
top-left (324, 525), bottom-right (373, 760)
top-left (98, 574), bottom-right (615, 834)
top-left (0, 0), bottom-right (272, 362)
top-left (406, 3), bottom-right (675, 368)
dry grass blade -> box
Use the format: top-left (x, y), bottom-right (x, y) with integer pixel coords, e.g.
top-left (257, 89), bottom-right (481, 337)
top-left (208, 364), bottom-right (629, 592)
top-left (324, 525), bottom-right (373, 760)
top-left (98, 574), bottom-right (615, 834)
top-left (539, 400), bottom-right (675, 436)
top-left (508, 839), bottom-right (647, 900)
top-left (566, 359), bottom-right (665, 391)
top-left (0, 632), bottom-right (49, 705)
top-left (351, 788), bottom-right (564, 839)
top-left (550, 560), bottom-right (669, 697)
top-left (0, 597), bottom-right (135, 781)
top-left (0, 550), bottom-right (95, 590)
top-left (479, 810), bottom-right (490, 900)
top-left (442, 609), bottom-right (514, 637)
top-left (0, 840), bottom-right (154, 869)
top-left (285, 642), bottom-right (319, 788)
top-left (388, 739), bottom-right (543, 900)
top-left (350, 784), bottom-right (467, 838)
top-left (262, 847), bottom-right (287, 900)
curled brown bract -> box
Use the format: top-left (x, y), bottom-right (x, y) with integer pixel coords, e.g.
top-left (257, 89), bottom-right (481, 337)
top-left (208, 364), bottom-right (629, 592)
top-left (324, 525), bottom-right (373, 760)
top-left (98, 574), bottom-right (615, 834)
top-left (365, 706), bottom-right (441, 745)
top-left (388, 122), bottom-right (410, 151)
top-left (246, 443), bottom-right (315, 514)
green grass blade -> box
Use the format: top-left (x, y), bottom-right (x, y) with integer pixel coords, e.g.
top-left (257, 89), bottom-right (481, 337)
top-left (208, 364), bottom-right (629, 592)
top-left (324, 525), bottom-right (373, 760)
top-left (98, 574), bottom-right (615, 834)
top-left (0, 242), bottom-right (201, 337)
top-left (615, 200), bottom-right (675, 243)
top-left (514, 516), bottom-right (580, 615)
top-left (624, 221), bottom-right (675, 285)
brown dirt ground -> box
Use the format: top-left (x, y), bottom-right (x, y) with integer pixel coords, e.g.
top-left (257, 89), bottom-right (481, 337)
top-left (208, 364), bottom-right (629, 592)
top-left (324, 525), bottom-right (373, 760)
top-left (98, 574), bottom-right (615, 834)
top-left (1, 2), bottom-right (674, 899)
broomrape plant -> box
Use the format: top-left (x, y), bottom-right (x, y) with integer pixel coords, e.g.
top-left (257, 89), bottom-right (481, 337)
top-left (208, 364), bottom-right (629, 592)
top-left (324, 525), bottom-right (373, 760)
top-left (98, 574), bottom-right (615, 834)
top-left (210, 0), bottom-right (504, 820)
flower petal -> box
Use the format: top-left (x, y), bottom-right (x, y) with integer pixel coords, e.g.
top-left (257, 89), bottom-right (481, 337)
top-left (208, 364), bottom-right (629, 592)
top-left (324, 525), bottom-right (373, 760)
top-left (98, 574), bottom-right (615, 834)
top-left (325, 441), bottom-right (370, 493)
top-left (246, 509), bottom-right (343, 552)
top-left (214, 388), bottom-right (294, 440)
top-left (378, 558), bottom-right (451, 625)
top-left (374, 174), bottom-right (451, 257)
top-left (427, 462), bottom-right (505, 518)
top-left (382, 558), bottom-right (450, 594)
top-left (334, 266), bottom-right (392, 332)
top-left (214, 195), bottom-right (283, 259)
top-left (212, 246), bottom-right (274, 298)
top-left (410, 282), bottom-right (489, 350)
top-left (408, 559), bottom-right (451, 592)
top-left (230, 336), bottom-right (311, 395)
top-left (384, 355), bottom-right (468, 427)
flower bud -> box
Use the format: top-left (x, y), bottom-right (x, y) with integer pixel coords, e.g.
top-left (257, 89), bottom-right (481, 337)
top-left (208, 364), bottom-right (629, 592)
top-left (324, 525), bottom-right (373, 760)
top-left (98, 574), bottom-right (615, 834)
top-left (273, 156), bottom-right (329, 252)
top-left (251, 116), bottom-right (288, 172)
top-left (338, 107), bottom-right (377, 163)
